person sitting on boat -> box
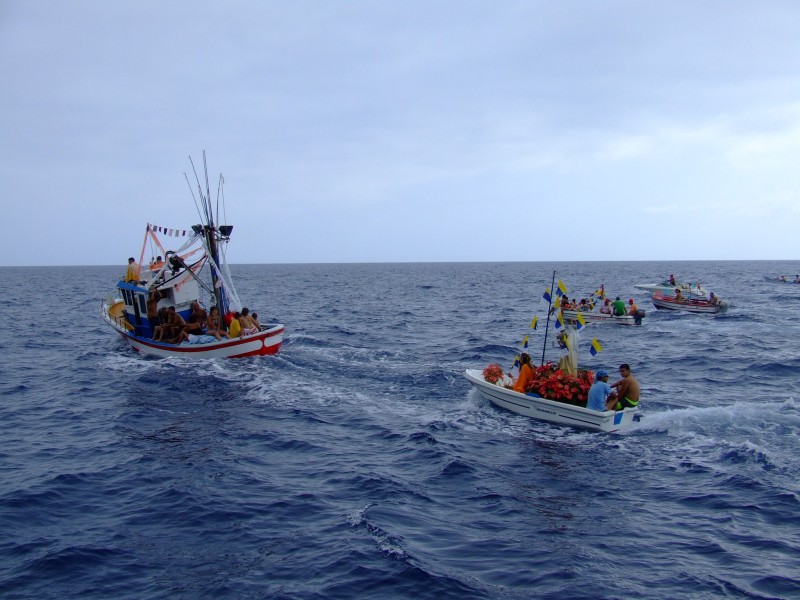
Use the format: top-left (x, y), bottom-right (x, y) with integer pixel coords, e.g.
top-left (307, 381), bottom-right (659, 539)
top-left (240, 307), bottom-right (259, 335)
top-left (599, 298), bottom-right (612, 314)
top-left (251, 312), bottom-right (262, 331)
top-left (164, 306), bottom-right (186, 342)
top-left (626, 298), bottom-right (638, 315)
top-left (149, 256), bottom-right (165, 271)
top-left (610, 364), bottom-right (640, 410)
top-left (587, 370), bottom-right (617, 412)
top-left (174, 314), bottom-right (204, 344)
top-left (190, 301), bottom-right (208, 330)
top-left (673, 288), bottom-right (684, 302)
top-left (125, 257), bottom-right (140, 283)
top-left (228, 311), bottom-right (243, 338)
top-left (205, 306), bottom-right (229, 340)
top-left (708, 292), bottom-right (720, 305)
top-left (794, 275), bottom-right (800, 284)
top-left (611, 297), bottom-right (626, 316)
top-left (513, 353), bottom-right (535, 394)
top-left (152, 307), bottom-right (171, 342)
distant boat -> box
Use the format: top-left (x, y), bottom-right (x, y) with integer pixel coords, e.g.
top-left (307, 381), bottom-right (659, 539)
top-left (101, 154), bottom-right (285, 359)
top-left (463, 369), bottom-right (638, 432)
top-left (763, 275), bottom-right (800, 284)
top-left (634, 280), bottom-right (705, 297)
top-left (561, 308), bottom-right (645, 326)
top-left (651, 290), bottom-right (727, 314)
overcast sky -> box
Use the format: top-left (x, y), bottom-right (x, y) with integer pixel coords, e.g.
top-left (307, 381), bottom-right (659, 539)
top-left (1, 1), bottom-right (799, 266)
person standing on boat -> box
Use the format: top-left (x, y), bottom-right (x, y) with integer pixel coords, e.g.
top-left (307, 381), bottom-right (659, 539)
top-left (612, 297), bottom-right (626, 316)
top-left (610, 364), bottom-right (640, 410)
top-left (513, 353), bottom-right (535, 394)
top-left (587, 370), bottom-right (617, 411)
top-left (125, 257), bottom-right (140, 283)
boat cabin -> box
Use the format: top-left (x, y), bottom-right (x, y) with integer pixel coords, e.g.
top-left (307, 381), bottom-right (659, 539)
top-left (117, 267), bottom-right (201, 338)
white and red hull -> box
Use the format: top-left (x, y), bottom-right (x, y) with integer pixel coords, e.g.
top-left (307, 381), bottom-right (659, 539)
top-left (652, 297), bottom-right (726, 314)
top-left (102, 299), bottom-right (284, 358)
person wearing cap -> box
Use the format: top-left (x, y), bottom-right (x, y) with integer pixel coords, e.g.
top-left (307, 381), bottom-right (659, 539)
top-left (626, 298), bottom-right (638, 315)
top-left (587, 370), bottom-right (616, 411)
top-left (611, 296), bottom-right (626, 316)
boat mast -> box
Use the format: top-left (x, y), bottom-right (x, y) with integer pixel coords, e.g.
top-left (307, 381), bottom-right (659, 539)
top-left (540, 270), bottom-right (556, 366)
top-left (190, 152), bottom-right (228, 315)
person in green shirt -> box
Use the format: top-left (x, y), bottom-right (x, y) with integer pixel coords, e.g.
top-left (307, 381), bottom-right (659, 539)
top-left (612, 297), bottom-right (626, 316)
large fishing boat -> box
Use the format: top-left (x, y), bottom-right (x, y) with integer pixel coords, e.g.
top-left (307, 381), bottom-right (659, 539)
top-left (101, 154), bottom-right (284, 358)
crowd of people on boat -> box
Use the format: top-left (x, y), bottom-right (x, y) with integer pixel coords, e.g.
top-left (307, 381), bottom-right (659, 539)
top-left (558, 294), bottom-right (639, 317)
top-left (147, 294), bottom-right (262, 345)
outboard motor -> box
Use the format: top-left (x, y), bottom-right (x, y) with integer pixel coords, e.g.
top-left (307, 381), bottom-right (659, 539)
top-left (634, 309), bottom-right (646, 325)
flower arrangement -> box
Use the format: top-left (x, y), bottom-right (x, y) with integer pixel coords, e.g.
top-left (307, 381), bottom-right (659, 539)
top-left (482, 363), bottom-right (504, 384)
top-left (525, 363), bottom-right (594, 406)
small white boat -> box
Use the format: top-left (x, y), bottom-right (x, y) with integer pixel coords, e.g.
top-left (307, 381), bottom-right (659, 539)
top-left (101, 154), bottom-right (285, 359)
top-left (464, 369), bottom-right (639, 432)
top-left (561, 309), bottom-right (645, 326)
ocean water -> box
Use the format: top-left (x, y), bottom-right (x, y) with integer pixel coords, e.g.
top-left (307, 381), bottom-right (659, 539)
top-left (1, 261), bottom-right (799, 599)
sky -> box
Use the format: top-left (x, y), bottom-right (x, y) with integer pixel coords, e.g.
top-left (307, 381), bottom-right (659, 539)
top-left (1, 1), bottom-right (799, 266)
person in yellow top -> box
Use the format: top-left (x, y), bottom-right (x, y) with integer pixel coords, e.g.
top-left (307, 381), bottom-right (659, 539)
top-left (626, 298), bottom-right (638, 315)
top-left (513, 353), bottom-right (535, 394)
top-left (125, 257), bottom-right (140, 283)
top-left (228, 311), bottom-right (242, 338)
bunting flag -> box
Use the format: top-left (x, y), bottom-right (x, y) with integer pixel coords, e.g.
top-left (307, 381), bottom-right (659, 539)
top-left (575, 312), bottom-right (586, 330)
top-left (556, 279), bottom-right (567, 297)
top-left (589, 338), bottom-right (602, 356)
top-left (148, 223), bottom-right (188, 237)
top-left (554, 311), bottom-right (564, 329)
top-left (511, 354), bottom-right (520, 371)
top-left (530, 315), bottom-right (538, 330)
top-left (554, 295), bottom-right (561, 308)
top-left (542, 288), bottom-right (552, 304)
top-left (596, 284), bottom-right (605, 299)
top-left (563, 332), bottom-right (571, 350)
top-left (522, 335), bottom-right (529, 349)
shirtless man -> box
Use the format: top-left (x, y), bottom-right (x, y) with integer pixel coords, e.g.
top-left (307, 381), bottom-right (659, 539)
top-left (610, 364), bottom-right (640, 410)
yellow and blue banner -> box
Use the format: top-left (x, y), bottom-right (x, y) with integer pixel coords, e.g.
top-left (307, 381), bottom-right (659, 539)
top-left (556, 279), bottom-right (567, 297)
top-left (530, 316), bottom-right (538, 330)
top-left (554, 311), bottom-right (564, 329)
top-left (575, 312), bottom-right (586, 330)
top-left (542, 288), bottom-right (551, 304)
top-left (589, 338), bottom-right (602, 356)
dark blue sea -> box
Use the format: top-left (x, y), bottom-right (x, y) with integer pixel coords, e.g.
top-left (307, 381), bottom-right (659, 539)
top-left (2, 261), bottom-right (799, 599)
